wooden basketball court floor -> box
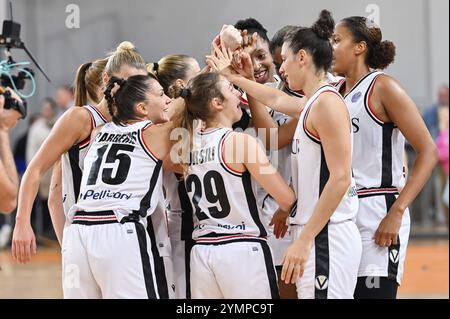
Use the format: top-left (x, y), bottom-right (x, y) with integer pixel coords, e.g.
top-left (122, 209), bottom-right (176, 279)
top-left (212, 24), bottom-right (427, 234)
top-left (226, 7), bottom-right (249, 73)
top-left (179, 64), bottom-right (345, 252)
top-left (0, 240), bottom-right (448, 299)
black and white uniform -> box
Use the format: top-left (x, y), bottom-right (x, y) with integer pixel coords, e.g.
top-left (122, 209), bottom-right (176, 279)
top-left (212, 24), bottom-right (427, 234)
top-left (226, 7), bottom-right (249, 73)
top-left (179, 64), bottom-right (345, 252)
top-left (257, 78), bottom-right (303, 267)
top-left (61, 104), bottom-right (107, 215)
top-left (336, 71), bottom-right (410, 285)
top-left (164, 171), bottom-right (194, 299)
top-left (186, 128), bottom-right (279, 299)
top-left (146, 194), bottom-right (175, 299)
top-left (290, 85), bottom-right (361, 299)
top-left (63, 120), bottom-right (163, 299)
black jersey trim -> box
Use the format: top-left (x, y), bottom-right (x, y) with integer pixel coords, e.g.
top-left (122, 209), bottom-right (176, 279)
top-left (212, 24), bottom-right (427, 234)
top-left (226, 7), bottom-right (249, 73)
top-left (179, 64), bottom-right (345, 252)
top-left (319, 146), bottom-right (330, 196)
top-left (146, 214), bottom-right (169, 299)
top-left (78, 107), bottom-right (95, 149)
top-left (184, 239), bottom-right (195, 298)
top-left (242, 171), bottom-right (267, 238)
top-left (135, 222), bottom-right (158, 299)
top-left (381, 123), bottom-right (395, 188)
top-left (260, 241), bottom-right (280, 299)
top-left (343, 71), bottom-right (378, 99)
top-left (68, 145), bottom-right (82, 203)
top-left (303, 102), bottom-right (321, 145)
top-left (86, 104), bottom-right (108, 123)
top-left (194, 236), bottom-right (267, 245)
top-left (197, 128), bottom-right (222, 135)
top-left (314, 223), bottom-right (330, 299)
top-left (218, 130), bottom-right (244, 177)
top-left (302, 87), bottom-right (340, 145)
top-left (178, 173), bottom-right (195, 241)
top-left (385, 194), bottom-right (401, 283)
top-left (138, 125), bottom-right (160, 164)
top-left (134, 160), bottom-right (163, 217)
top-left (363, 73), bottom-right (385, 126)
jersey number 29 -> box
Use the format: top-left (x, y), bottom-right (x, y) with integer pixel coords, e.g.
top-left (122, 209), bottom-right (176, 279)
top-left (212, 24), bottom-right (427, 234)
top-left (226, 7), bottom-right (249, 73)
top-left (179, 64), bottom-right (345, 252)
top-left (186, 171), bottom-right (231, 220)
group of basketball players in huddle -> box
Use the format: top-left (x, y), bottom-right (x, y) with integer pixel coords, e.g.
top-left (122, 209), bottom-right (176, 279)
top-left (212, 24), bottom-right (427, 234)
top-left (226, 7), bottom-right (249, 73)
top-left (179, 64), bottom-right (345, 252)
top-left (10, 9), bottom-right (438, 299)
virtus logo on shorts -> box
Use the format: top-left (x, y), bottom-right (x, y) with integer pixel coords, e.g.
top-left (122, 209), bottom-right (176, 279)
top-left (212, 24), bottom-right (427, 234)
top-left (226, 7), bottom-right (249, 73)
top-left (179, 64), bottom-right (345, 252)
top-left (315, 275), bottom-right (329, 290)
top-left (389, 249), bottom-right (400, 264)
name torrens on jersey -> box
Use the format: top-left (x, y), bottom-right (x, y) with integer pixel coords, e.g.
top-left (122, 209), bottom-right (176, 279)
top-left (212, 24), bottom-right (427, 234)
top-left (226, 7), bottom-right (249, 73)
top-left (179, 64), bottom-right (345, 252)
top-left (95, 131), bottom-right (138, 145)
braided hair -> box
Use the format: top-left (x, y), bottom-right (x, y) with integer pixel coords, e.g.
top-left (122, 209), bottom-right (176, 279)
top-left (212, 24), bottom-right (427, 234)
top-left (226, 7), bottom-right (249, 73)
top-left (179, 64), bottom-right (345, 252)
top-left (103, 74), bottom-right (157, 125)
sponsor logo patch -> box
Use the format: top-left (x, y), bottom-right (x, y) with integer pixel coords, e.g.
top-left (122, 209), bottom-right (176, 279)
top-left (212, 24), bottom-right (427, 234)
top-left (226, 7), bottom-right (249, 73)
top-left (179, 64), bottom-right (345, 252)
top-left (390, 249), bottom-right (399, 264)
top-left (315, 275), bottom-right (329, 290)
top-left (352, 91), bottom-right (362, 103)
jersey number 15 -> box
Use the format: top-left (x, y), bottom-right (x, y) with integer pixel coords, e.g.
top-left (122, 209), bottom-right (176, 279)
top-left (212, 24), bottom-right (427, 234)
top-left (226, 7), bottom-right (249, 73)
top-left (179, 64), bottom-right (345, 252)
top-left (86, 144), bottom-right (134, 186)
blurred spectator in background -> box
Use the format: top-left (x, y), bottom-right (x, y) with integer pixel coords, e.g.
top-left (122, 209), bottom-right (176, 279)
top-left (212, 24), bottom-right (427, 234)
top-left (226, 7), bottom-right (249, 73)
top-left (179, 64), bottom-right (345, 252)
top-left (13, 113), bottom-right (40, 177)
top-left (423, 84), bottom-right (449, 139)
top-left (54, 85), bottom-right (74, 117)
top-left (26, 98), bottom-right (58, 243)
top-left (417, 84), bottom-right (449, 228)
top-left (437, 128), bottom-right (449, 221)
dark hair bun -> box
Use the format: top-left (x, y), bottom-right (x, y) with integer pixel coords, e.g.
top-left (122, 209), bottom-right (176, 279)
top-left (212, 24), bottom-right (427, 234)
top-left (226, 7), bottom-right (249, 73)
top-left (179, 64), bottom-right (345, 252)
top-left (234, 17), bottom-right (267, 33)
top-left (368, 40), bottom-right (396, 69)
top-left (311, 10), bottom-right (335, 40)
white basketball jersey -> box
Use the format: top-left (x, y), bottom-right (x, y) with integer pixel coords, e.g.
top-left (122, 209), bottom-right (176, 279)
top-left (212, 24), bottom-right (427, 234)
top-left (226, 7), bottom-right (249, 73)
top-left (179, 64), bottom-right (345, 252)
top-left (185, 128), bottom-right (267, 242)
top-left (257, 78), bottom-right (303, 219)
top-left (335, 71), bottom-right (406, 192)
top-left (163, 171), bottom-right (183, 213)
top-left (266, 79), bottom-right (298, 182)
top-left (61, 105), bottom-right (107, 215)
top-left (67, 120), bottom-right (163, 223)
top-left (290, 85), bottom-right (358, 225)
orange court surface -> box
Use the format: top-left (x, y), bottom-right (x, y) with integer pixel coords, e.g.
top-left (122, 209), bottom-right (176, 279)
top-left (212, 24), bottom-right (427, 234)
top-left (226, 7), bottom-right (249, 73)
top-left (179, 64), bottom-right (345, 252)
top-left (0, 240), bottom-right (448, 299)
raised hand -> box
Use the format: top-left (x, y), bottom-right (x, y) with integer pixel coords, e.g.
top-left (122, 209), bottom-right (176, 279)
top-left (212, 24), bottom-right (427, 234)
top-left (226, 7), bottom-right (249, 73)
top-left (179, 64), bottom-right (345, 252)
top-left (232, 51), bottom-right (255, 80)
top-left (241, 30), bottom-right (258, 49)
top-left (206, 41), bottom-right (235, 76)
top-left (211, 34), bottom-right (221, 56)
top-left (219, 25), bottom-right (243, 51)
